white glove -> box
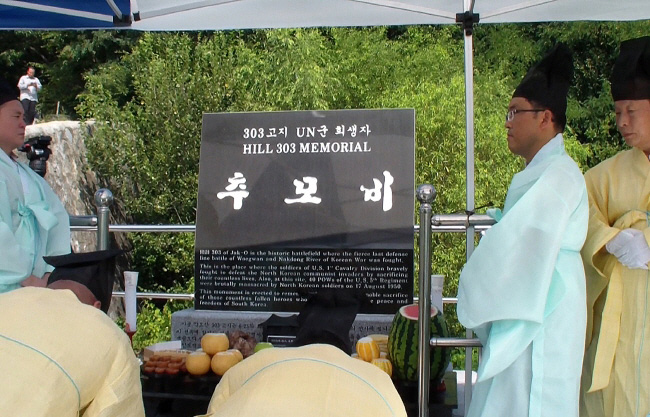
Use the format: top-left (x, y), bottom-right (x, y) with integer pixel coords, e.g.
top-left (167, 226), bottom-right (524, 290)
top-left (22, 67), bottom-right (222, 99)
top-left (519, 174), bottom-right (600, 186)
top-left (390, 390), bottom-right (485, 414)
top-left (606, 228), bottom-right (650, 270)
top-left (606, 229), bottom-right (635, 256)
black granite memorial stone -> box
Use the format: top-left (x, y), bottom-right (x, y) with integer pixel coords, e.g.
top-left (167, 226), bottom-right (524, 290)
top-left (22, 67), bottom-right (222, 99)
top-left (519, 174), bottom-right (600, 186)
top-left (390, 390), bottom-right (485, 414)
top-left (195, 109), bottom-right (415, 314)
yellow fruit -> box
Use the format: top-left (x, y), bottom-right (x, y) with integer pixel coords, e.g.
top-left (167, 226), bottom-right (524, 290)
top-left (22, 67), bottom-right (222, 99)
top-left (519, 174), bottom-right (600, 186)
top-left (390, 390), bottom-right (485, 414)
top-left (201, 333), bottom-right (229, 355)
top-left (367, 334), bottom-right (389, 355)
top-left (356, 336), bottom-right (380, 362)
top-left (211, 351), bottom-right (241, 376)
top-left (379, 351), bottom-right (388, 359)
top-left (186, 351), bottom-right (211, 376)
top-left (227, 349), bottom-right (244, 362)
top-left (371, 358), bottom-right (393, 377)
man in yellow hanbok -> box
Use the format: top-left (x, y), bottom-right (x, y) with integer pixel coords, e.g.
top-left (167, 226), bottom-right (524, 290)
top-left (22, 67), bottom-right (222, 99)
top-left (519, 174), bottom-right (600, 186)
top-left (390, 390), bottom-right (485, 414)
top-left (197, 289), bottom-right (406, 417)
top-left (580, 36), bottom-right (650, 417)
top-left (458, 43), bottom-right (588, 417)
top-left (0, 250), bottom-right (145, 417)
top-left (197, 344), bottom-right (407, 417)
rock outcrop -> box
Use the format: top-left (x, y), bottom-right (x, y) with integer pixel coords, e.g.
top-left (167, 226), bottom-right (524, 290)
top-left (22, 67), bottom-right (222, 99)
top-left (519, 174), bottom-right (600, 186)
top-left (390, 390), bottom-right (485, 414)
top-left (23, 121), bottom-right (99, 253)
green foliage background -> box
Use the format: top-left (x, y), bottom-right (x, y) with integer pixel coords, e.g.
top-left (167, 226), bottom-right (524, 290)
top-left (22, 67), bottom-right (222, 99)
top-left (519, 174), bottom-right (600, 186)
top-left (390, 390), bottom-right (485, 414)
top-left (79, 22), bottom-right (649, 361)
top-left (76, 27), bottom-right (521, 357)
top-left (0, 31), bottom-right (139, 119)
top-left (3, 21), bottom-right (649, 363)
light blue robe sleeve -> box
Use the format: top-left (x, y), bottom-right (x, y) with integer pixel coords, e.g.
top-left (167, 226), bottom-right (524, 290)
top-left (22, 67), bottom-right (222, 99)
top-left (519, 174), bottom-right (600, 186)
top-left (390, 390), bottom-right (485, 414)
top-left (0, 175), bottom-right (35, 290)
top-left (21, 164), bottom-right (71, 278)
top-left (457, 156), bottom-right (587, 381)
top-left (0, 160), bottom-right (70, 292)
top-left (35, 172), bottom-right (71, 274)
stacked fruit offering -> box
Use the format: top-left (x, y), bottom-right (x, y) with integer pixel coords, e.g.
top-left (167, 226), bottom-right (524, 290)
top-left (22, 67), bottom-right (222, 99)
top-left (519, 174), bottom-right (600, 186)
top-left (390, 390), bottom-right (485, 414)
top-left (186, 332), bottom-right (245, 377)
top-left (352, 304), bottom-right (451, 384)
top-left (354, 334), bottom-right (393, 377)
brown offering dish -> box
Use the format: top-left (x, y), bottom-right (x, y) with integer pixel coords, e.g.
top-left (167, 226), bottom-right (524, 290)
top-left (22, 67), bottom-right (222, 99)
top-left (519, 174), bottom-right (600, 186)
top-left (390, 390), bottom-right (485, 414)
top-left (141, 353), bottom-right (188, 376)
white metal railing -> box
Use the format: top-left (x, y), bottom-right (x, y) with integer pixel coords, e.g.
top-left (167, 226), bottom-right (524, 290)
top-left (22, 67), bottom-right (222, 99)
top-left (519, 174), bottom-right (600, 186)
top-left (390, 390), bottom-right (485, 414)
top-left (79, 223), bottom-right (489, 234)
top-left (430, 337), bottom-right (482, 347)
top-left (112, 291), bottom-right (194, 301)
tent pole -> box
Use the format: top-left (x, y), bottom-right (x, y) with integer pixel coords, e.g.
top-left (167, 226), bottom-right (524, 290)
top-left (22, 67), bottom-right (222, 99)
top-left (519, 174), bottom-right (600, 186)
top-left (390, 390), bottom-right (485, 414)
top-left (457, 3), bottom-right (479, 416)
top-left (463, 29), bottom-right (475, 417)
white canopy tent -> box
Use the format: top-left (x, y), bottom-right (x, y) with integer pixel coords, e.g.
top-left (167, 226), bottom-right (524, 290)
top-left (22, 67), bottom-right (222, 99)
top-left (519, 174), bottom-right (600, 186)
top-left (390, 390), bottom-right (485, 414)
top-left (129, 0), bottom-right (648, 29)
top-left (2, 0), bottom-right (648, 29)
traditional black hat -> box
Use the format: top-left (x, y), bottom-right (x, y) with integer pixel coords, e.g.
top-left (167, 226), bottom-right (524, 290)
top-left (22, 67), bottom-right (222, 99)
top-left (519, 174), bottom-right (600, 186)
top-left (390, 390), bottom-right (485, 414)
top-left (44, 249), bottom-right (126, 313)
top-left (259, 313), bottom-right (300, 343)
top-left (293, 289), bottom-right (367, 354)
top-left (0, 78), bottom-right (19, 107)
top-left (513, 43), bottom-right (574, 129)
top-left (611, 36), bottom-right (650, 101)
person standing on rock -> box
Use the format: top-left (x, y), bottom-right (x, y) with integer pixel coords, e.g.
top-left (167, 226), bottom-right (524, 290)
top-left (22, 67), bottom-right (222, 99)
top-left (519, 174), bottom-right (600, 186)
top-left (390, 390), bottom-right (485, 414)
top-left (17, 66), bottom-right (42, 124)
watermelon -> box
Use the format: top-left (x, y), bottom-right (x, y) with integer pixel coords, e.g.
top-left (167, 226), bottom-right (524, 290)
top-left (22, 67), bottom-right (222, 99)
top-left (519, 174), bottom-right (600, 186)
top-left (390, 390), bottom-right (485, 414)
top-left (388, 303), bottom-right (450, 382)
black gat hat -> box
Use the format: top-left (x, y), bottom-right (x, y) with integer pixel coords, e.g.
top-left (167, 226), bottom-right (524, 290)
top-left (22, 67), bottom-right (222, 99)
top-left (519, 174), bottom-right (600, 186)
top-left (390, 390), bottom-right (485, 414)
top-left (513, 43), bottom-right (574, 129)
top-left (293, 289), bottom-right (367, 354)
top-left (44, 249), bottom-right (126, 313)
top-left (611, 36), bottom-right (650, 101)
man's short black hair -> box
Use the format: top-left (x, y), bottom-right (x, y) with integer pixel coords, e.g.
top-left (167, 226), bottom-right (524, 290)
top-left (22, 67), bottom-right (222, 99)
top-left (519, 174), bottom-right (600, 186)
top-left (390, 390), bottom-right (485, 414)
top-left (528, 99), bottom-right (566, 133)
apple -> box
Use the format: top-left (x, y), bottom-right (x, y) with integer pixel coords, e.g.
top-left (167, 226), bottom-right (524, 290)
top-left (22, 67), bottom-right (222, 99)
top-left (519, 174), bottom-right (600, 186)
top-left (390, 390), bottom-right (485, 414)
top-left (254, 342), bottom-right (274, 353)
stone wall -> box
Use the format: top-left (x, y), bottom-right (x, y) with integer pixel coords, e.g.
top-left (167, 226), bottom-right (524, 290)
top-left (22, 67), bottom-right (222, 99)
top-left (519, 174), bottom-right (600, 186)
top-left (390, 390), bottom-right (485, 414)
top-left (22, 121), bottom-right (99, 253)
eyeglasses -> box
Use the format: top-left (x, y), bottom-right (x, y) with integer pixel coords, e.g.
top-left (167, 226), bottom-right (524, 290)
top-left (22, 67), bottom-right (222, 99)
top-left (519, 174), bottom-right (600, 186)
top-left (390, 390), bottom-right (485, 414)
top-left (505, 109), bottom-right (545, 122)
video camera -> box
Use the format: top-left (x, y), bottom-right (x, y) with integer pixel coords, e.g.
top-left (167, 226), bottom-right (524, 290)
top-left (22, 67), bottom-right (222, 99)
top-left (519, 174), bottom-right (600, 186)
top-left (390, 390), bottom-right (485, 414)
top-left (18, 136), bottom-right (52, 177)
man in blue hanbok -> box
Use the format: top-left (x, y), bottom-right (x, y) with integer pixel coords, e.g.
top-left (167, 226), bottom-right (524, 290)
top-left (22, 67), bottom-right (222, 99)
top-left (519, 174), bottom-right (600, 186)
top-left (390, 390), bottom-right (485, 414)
top-left (0, 79), bottom-right (70, 292)
top-left (457, 44), bottom-right (589, 417)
